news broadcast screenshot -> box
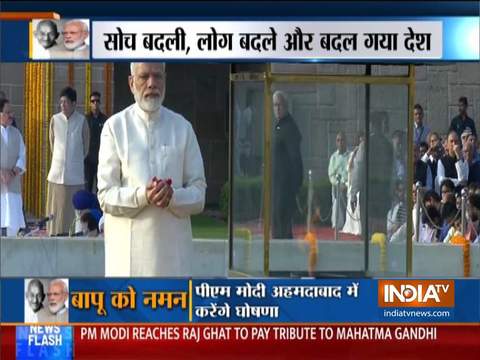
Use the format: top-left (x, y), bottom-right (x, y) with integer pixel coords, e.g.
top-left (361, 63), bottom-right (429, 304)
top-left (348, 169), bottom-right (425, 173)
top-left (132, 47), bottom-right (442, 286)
top-left (0, 1), bottom-right (479, 359)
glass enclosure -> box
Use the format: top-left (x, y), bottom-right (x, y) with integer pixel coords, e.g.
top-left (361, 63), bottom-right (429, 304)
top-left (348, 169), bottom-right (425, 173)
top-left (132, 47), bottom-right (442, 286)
top-left (231, 80), bottom-right (266, 276)
top-left (229, 63), bottom-right (478, 278)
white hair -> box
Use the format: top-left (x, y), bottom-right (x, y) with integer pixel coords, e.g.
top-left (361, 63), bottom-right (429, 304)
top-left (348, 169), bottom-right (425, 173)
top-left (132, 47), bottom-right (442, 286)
top-left (49, 279), bottom-right (68, 294)
top-left (130, 62), bottom-right (166, 76)
top-left (64, 20), bottom-right (89, 33)
top-left (273, 90), bottom-right (288, 104)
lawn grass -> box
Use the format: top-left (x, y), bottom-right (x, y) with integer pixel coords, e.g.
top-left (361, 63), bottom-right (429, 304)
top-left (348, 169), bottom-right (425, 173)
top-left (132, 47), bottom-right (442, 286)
top-left (191, 214), bottom-right (228, 239)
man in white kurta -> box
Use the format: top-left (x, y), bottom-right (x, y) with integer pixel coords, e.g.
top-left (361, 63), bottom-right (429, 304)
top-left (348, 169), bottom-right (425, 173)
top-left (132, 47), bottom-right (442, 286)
top-left (0, 99), bottom-right (26, 236)
top-left (328, 131), bottom-right (349, 230)
top-left (97, 63), bottom-right (206, 277)
top-left (46, 87), bottom-right (89, 235)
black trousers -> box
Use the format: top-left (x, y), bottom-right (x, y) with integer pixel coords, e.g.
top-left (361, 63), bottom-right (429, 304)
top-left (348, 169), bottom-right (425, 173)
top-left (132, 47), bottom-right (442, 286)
top-left (84, 159), bottom-right (98, 193)
top-left (272, 194), bottom-right (295, 239)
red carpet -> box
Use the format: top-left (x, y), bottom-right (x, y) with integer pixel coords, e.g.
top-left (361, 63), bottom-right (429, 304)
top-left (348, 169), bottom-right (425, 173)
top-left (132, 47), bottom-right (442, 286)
top-left (236, 221), bottom-right (361, 241)
top-left (294, 226), bottom-right (362, 241)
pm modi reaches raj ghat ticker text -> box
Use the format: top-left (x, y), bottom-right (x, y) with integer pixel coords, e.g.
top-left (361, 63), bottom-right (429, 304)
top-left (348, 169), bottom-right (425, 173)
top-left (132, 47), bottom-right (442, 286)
top-left (97, 63), bottom-right (206, 277)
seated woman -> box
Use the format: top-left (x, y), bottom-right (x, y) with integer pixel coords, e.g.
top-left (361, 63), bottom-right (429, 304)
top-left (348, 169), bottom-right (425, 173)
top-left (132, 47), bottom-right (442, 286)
top-left (417, 205), bottom-right (441, 243)
top-left (443, 213), bottom-right (462, 244)
top-left (71, 190), bottom-right (102, 235)
top-left (439, 202), bottom-right (458, 242)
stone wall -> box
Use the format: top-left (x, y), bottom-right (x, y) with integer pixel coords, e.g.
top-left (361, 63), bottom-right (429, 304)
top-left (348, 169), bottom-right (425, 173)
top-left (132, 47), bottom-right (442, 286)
top-left (2, 237), bottom-right (479, 277)
top-left (415, 63), bottom-right (479, 135)
top-left (269, 63), bottom-right (479, 179)
top-left (0, 63), bottom-right (25, 129)
top-left (166, 64), bottom-right (229, 206)
top-left (52, 63), bottom-right (114, 115)
top-left (0, 63), bottom-right (113, 131)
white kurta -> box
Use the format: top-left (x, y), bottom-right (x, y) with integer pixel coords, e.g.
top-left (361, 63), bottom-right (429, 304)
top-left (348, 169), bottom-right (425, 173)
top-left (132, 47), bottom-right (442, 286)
top-left (328, 150), bottom-right (349, 229)
top-left (24, 308), bottom-right (39, 323)
top-left (0, 126), bottom-right (26, 236)
top-left (97, 104), bottom-right (206, 277)
top-left (342, 147), bottom-right (362, 236)
top-left (50, 44), bottom-right (89, 60)
top-left (435, 157), bottom-right (468, 193)
top-left (32, 42), bottom-right (61, 60)
top-left (32, 42), bottom-right (51, 59)
top-left (47, 110), bottom-right (89, 185)
top-left (37, 306), bottom-right (68, 323)
top-left (24, 307), bottom-right (49, 323)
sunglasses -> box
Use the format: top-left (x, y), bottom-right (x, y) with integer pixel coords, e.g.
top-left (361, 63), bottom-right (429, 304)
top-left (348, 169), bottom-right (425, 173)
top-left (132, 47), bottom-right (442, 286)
top-left (90, 99), bottom-right (100, 103)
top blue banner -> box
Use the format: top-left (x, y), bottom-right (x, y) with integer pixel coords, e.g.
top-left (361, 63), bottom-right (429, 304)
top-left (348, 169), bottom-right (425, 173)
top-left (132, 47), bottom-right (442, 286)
top-left (1, 1), bottom-right (479, 18)
top-left (0, 1), bottom-right (479, 61)
top-left (1, 17), bottom-right (479, 62)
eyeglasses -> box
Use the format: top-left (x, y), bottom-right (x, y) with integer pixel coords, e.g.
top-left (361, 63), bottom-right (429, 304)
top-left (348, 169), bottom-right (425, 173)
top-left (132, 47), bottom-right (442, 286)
top-left (90, 99), bottom-right (100, 103)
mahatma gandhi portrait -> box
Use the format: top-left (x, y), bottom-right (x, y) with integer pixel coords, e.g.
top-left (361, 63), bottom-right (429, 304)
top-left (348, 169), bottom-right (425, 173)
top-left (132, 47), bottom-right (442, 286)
top-left (34, 20), bottom-right (60, 49)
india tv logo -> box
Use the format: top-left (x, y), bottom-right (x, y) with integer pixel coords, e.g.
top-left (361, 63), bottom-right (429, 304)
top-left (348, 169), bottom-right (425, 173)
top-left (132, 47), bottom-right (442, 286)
top-left (378, 280), bottom-right (455, 307)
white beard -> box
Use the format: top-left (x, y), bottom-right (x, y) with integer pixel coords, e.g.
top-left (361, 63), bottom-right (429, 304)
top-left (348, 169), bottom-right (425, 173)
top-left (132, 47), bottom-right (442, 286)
top-left (48, 302), bottom-right (65, 314)
top-left (64, 39), bottom-right (84, 50)
top-left (134, 91), bottom-right (163, 113)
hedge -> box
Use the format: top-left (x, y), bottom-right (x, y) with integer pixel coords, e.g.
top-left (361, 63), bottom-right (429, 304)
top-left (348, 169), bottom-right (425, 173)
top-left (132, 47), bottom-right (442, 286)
top-left (219, 176), bottom-right (334, 224)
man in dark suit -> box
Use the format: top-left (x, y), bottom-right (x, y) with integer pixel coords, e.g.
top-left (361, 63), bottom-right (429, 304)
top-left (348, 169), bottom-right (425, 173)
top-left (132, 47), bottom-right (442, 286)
top-left (449, 96), bottom-right (476, 139)
top-left (272, 90), bottom-right (303, 239)
top-left (84, 91), bottom-right (108, 193)
top-left (368, 112), bottom-right (393, 234)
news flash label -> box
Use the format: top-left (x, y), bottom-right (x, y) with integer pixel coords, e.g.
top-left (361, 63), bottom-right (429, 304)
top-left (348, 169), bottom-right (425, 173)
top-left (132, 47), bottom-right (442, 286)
top-left (378, 280), bottom-right (455, 308)
top-left (92, 21), bottom-right (442, 60)
top-left (16, 326), bottom-right (73, 359)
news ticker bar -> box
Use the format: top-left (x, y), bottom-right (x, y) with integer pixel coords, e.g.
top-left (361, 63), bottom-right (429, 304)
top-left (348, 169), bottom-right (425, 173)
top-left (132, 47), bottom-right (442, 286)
top-left (1, 324), bottom-right (479, 360)
top-left (1, 279), bottom-right (479, 324)
top-left (1, 17), bottom-right (479, 61)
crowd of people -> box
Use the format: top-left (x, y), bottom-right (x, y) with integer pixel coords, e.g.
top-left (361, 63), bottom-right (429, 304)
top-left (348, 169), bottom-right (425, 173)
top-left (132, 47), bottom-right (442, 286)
top-left (412, 97), bottom-right (480, 244)
top-left (328, 96), bottom-right (480, 244)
